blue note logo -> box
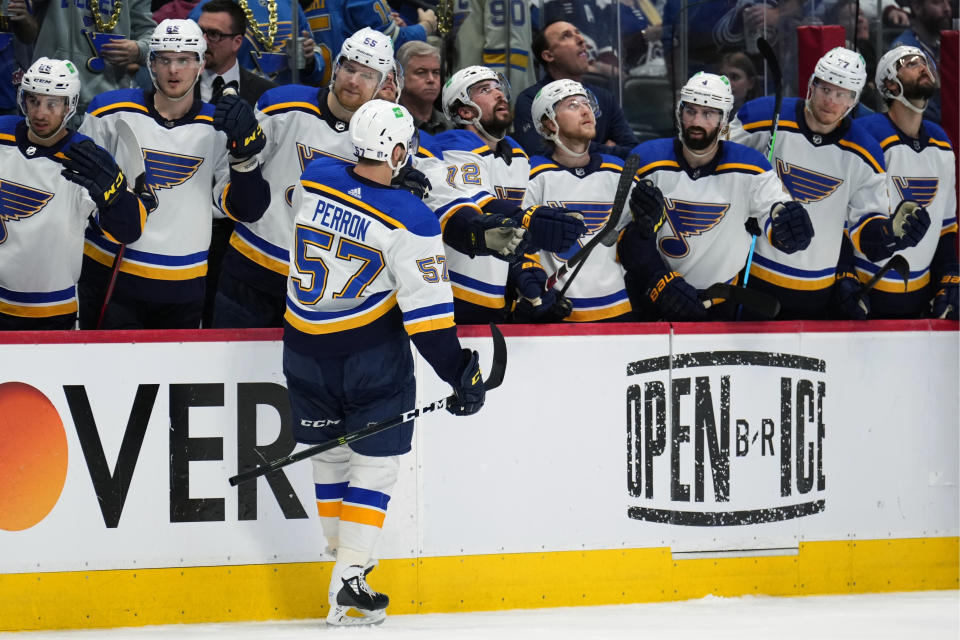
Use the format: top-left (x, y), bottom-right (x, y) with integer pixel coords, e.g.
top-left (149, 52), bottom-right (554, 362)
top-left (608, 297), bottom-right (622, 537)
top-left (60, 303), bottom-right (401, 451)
top-left (658, 199), bottom-right (729, 259)
top-left (0, 179), bottom-right (55, 244)
top-left (142, 149), bottom-right (204, 196)
top-left (776, 159), bottom-right (843, 204)
top-left (891, 176), bottom-right (938, 208)
top-left (546, 200), bottom-right (613, 261)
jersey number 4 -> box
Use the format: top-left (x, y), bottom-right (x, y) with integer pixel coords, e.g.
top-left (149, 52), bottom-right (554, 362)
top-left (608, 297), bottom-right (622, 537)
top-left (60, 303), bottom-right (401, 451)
top-left (292, 224), bottom-right (385, 305)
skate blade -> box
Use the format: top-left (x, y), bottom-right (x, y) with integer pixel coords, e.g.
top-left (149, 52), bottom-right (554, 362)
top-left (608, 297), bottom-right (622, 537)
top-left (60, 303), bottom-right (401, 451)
top-left (326, 605), bottom-right (386, 627)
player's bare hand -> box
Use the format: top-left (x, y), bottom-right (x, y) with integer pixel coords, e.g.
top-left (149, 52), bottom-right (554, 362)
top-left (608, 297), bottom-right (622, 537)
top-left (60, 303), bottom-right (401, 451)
top-left (5, 0), bottom-right (31, 21)
top-left (100, 39), bottom-right (141, 65)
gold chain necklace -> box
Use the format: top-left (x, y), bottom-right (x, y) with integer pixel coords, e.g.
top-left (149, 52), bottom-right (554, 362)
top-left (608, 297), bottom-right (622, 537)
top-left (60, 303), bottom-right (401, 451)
top-left (90, 0), bottom-right (123, 33)
top-left (237, 0), bottom-right (279, 51)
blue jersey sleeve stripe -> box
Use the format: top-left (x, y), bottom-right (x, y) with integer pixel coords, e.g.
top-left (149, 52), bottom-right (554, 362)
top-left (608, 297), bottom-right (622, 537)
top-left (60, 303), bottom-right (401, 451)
top-left (403, 302), bottom-right (455, 321)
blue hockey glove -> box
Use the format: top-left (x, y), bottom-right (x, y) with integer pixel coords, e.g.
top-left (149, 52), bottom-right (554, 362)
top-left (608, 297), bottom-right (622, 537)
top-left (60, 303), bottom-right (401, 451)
top-left (213, 94), bottom-right (265, 162)
top-left (629, 179), bottom-right (666, 239)
top-left (60, 139), bottom-right (128, 209)
top-left (446, 349), bottom-right (485, 416)
top-left (521, 205), bottom-right (587, 252)
top-left (391, 165), bottom-right (432, 200)
top-left (647, 270), bottom-right (707, 321)
top-left (467, 213), bottom-right (524, 260)
top-left (833, 271), bottom-right (869, 320)
top-left (881, 200), bottom-right (931, 252)
top-left (510, 259), bottom-right (573, 322)
top-left (931, 270), bottom-right (959, 319)
top-left (770, 201), bottom-right (814, 254)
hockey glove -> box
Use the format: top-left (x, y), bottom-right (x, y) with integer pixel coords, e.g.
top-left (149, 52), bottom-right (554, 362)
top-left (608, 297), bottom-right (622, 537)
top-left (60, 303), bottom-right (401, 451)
top-left (931, 270), bottom-right (959, 320)
top-left (60, 139), bottom-right (128, 209)
top-left (391, 165), bottom-right (432, 200)
top-left (647, 270), bottom-right (707, 321)
top-left (629, 179), bottom-right (666, 239)
top-left (832, 271), bottom-right (869, 320)
top-left (521, 205), bottom-right (587, 252)
top-left (467, 213), bottom-right (524, 260)
top-left (881, 200), bottom-right (931, 251)
top-left (770, 201), bottom-right (814, 254)
top-left (213, 94), bottom-right (266, 164)
top-left (133, 172), bottom-right (158, 213)
top-left (446, 349), bottom-right (485, 416)
top-left (509, 259), bottom-right (573, 322)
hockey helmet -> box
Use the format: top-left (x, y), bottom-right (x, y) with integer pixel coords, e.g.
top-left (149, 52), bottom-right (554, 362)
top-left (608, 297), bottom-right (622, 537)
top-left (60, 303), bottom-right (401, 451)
top-left (18, 57), bottom-right (82, 137)
top-left (150, 19), bottom-right (206, 59)
top-left (332, 27), bottom-right (395, 92)
top-left (676, 72), bottom-right (734, 130)
top-left (441, 65), bottom-right (511, 125)
top-left (809, 47), bottom-right (866, 102)
top-left (531, 78), bottom-right (599, 138)
top-left (351, 99), bottom-right (418, 177)
top-left (875, 45), bottom-right (937, 114)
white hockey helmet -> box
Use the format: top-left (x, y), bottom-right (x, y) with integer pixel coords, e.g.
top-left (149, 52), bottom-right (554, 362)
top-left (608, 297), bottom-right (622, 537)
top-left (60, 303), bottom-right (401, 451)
top-left (676, 72), bottom-right (734, 130)
top-left (875, 45), bottom-right (937, 114)
top-left (332, 27), bottom-right (395, 92)
top-left (441, 65), bottom-right (511, 124)
top-left (378, 59), bottom-right (405, 103)
top-left (18, 57), bottom-right (82, 133)
top-left (531, 79), bottom-right (599, 138)
top-left (351, 99), bottom-right (418, 177)
top-left (809, 47), bottom-right (867, 102)
top-left (149, 18), bottom-right (206, 58)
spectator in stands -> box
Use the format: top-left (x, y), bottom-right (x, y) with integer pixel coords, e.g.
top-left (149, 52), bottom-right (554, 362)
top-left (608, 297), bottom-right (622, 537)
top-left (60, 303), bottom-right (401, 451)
top-left (718, 52), bottom-right (757, 114)
top-left (31, 0), bottom-right (157, 117)
top-left (891, 0), bottom-right (951, 123)
top-left (542, 0), bottom-right (617, 76)
top-left (0, 2), bottom-right (38, 116)
top-left (396, 40), bottom-right (449, 134)
top-left (514, 20), bottom-right (638, 159)
top-left (618, 0), bottom-right (665, 77)
top-left (154, 0), bottom-right (200, 21)
top-left (828, 0), bottom-right (881, 112)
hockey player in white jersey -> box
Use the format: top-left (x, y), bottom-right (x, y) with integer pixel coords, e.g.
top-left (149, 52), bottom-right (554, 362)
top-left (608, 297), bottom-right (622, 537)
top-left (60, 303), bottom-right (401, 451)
top-left (283, 100), bottom-right (485, 626)
top-left (212, 27), bottom-right (395, 328)
top-left (0, 58), bottom-right (146, 331)
top-left (729, 47), bottom-right (931, 319)
top-left (856, 47), bottom-right (957, 319)
top-left (618, 72), bottom-right (814, 321)
top-left (435, 65), bottom-right (588, 323)
top-left (515, 79), bottom-right (633, 322)
top-left (79, 19), bottom-right (270, 330)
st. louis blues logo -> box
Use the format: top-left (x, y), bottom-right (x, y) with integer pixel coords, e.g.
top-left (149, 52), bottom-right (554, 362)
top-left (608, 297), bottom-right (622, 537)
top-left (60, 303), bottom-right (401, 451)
top-left (658, 199), bottom-right (728, 258)
top-left (892, 176), bottom-right (938, 208)
top-left (142, 149), bottom-right (204, 196)
top-left (494, 185), bottom-right (526, 206)
top-left (296, 142), bottom-right (344, 172)
top-left (0, 180), bottom-right (54, 245)
top-left (776, 159), bottom-right (843, 204)
top-left (546, 200), bottom-right (612, 261)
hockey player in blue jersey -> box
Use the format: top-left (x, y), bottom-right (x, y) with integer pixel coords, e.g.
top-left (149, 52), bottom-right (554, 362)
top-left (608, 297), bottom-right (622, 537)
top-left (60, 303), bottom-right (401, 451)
top-left (515, 79), bottom-right (633, 322)
top-left (78, 19), bottom-right (270, 329)
top-left (729, 47), bottom-right (932, 319)
top-left (0, 58), bottom-right (146, 330)
top-left (283, 100), bottom-right (485, 626)
top-left (435, 65), bottom-right (588, 323)
top-left (856, 46), bottom-right (957, 319)
top-left (618, 72), bottom-right (814, 321)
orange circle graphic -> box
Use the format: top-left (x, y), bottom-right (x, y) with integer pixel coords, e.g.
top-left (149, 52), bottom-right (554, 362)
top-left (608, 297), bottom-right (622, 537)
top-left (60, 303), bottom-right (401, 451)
top-left (0, 382), bottom-right (69, 531)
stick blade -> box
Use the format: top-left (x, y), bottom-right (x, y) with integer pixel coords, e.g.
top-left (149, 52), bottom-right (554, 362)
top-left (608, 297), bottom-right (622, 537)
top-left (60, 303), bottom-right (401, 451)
top-left (483, 323), bottom-right (507, 391)
top-left (888, 254), bottom-right (910, 291)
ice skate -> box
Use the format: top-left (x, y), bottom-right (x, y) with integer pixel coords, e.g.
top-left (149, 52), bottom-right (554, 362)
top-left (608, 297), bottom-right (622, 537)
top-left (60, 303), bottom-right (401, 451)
top-left (326, 564), bottom-right (389, 627)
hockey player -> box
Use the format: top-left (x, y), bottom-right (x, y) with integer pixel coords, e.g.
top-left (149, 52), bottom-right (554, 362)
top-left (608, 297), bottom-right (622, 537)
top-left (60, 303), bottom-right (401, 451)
top-left (0, 58), bottom-right (145, 331)
top-left (618, 72), bottom-right (813, 321)
top-left (515, 79), bottom-right (632, 322)
top-left (79, 19), bottom-right (270, 329)
top-left (212, 27), bottom-right (394, 328)
top-left (435, 65), bottom-right (588, 323)
top-left (283, 100), bottom-right (485, 626)
top-left (729, 47), bottom-right (931, 319)
top-left (856, 46), bottom-right (957, 319)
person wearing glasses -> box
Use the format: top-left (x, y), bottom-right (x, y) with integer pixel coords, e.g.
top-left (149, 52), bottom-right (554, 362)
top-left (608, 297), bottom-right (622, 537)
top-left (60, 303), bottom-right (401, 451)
top-left (77, 19), bottom-right (269, 329)
top-left (729, 47), bottom-right (931, 320)
top-left (854, 46), bottom-right (956, 319)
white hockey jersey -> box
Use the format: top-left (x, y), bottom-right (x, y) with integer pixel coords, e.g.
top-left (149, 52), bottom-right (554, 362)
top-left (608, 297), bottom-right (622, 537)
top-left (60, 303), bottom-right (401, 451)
top-left (80, 89), bottom-right (233, 303)
top-left (433, 128), bottom-right (529, 315)
top-left (729, 97), bottom-right (889, 294)
top-left (634, 137), bottom-right (784, 289)
top-left (522, 153), bottom-right (632, 321)
top-left (454, 0), bottom-right (538, 101)
top-left (0, 117), bottom-right (144, 318)
top-left (855, 114), bottom-right (957, 298)
top-left (226, 85), bottom-right (356, 294)
top-left (284, 158), bottom-right (456, 356)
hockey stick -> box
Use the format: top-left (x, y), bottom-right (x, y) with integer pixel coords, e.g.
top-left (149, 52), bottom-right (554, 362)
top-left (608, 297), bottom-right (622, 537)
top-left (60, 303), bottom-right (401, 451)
top-left (545, 153), bottom-right (641, 291)
top-left (858, 254), bottom-right (910, 300)
top-left (228, 323), bottom-right (508, 487)
top-left (738, 37), bottom-right (782, 321)
top-left (700, 283), bottom-right (781, 319)
top-left (96, 119), bottom-right (145, 329)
